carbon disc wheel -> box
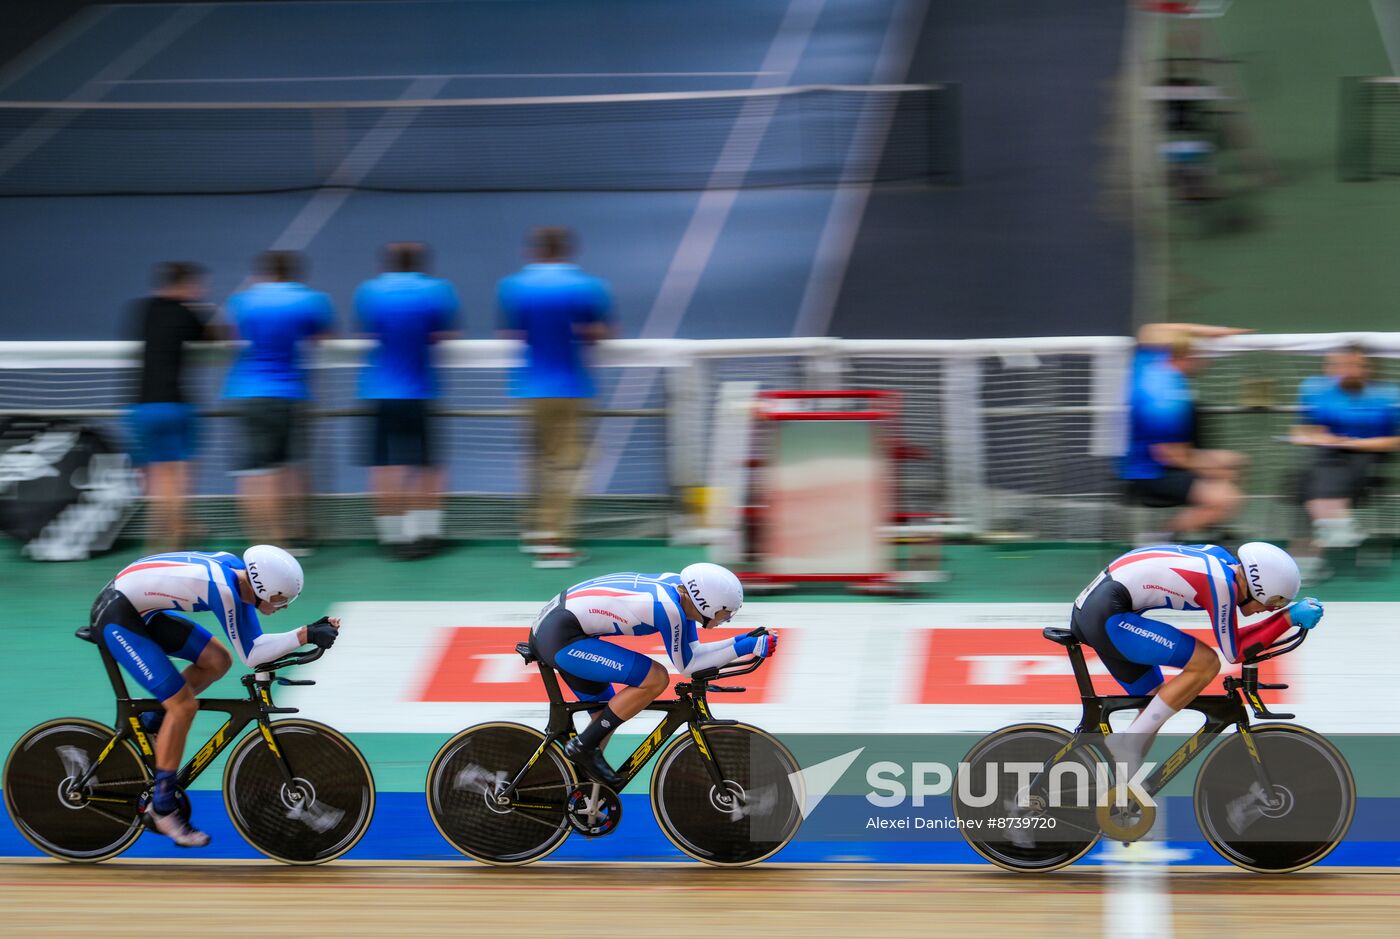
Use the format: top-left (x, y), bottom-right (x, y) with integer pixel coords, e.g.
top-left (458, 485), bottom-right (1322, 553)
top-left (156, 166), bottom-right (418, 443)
top-left (953, 723), bottom-right (1102, 872)
top-left (1194, 724), bottom-right (1354, 873)
top-left (3, 718), bottom-right (149, 862)
top-left (223, 719), bottom-right (375, 865)
top-left (650, 724), bottom-right (802, 867)
top-left (426, 722), bottom-right (575, 865)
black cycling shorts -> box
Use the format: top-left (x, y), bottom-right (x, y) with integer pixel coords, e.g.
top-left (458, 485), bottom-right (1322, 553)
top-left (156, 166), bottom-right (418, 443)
top-left (1125, 468), bottom-right (1196, 509)
top-left (1301, 449), bottom-right (1382, 503)
top-left (90, 585), bottom-right (213, 700)
top-left (368, 398), bottom-right (433, 467)
top-left (530, 601), bottom-right (611, 699)
top-left (1070, 576), bottom-right (1158, 692)
top-left (236, 397), bottom-right (307, 472)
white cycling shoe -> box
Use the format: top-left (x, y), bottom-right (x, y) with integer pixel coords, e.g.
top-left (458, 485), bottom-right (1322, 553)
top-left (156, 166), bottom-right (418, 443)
top-left (149, 809), bottom-right (211, 848)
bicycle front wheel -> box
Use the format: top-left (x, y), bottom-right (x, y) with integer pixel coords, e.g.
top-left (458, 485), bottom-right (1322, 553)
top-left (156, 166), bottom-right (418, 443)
top-left (651, 723), bottom-right (802, 867)
top-left (426, 722), bottom-right (576, 866)
top-left (223, 719), bottom-right (375, 865)
top-left (3, 718), bottom-right (149, 862)
top-left (1195, 724), bottom-right (1355, 873)
top-left (953, 723), bottom-right (1103, 873)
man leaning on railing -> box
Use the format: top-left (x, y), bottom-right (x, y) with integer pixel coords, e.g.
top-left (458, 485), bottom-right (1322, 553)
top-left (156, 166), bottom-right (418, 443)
top-left (1120, 322), bottom-right (1252, 543)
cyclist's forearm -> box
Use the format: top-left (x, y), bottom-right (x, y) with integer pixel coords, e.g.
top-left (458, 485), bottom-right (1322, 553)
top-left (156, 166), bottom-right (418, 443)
top-left (678, 639), bottom-right (739, 676)
top-left (1234, 609), bottom-right (1292, 662)
top-left (243, 630), bottom-right (306, 668)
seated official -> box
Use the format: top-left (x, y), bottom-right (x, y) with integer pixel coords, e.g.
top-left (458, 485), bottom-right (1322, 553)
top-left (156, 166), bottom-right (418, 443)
top-left (1290, 346), bottom-right (1400, 575)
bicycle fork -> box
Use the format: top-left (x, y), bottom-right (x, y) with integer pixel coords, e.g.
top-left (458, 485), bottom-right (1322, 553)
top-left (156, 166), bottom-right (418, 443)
top-left (1232, 725), bottom-right (1286, 812)
top-left (246, 679), bottom-right (311, 797)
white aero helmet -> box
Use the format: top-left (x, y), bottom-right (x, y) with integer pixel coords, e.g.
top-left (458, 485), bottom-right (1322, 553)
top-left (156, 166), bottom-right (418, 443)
top-left (1236, 542), bottom-right (1300, 607)
top-left (679, 562), bottom-right (743, 623)
top-left (243, 545), bottom-right (304, 610)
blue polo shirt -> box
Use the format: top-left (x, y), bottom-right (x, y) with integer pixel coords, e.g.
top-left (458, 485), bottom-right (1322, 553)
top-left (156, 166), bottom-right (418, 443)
top-left (1121, 347), bottom-right (1196, 480)
top-left (223, 282), bottom-right (334, 400)
top-left (355, 272), bottom-right (459, 400)
top-left (498, 263), bottom-right (611, 399)
top-left (1298, 376), bottom-right (1400, 439)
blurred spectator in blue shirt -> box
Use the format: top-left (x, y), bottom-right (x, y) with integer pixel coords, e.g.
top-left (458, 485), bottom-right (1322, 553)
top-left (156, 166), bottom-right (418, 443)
top-left (356, 242), bottom-right (459, 559)
top-left (1290, 345), bottom-right (1400, 576)
top-left (498, 227), bottom-right (611, 568)
top-left (223, 251), bottom-right (334, 551)
top-left (128, 261), bottom-right (223, 552)
top-left (1121, 322), bottom-right (1251, 542)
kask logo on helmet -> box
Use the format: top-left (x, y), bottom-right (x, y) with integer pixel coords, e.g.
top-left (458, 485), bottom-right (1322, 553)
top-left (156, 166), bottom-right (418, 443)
top-left (686, 578), bottom-right (710, 612)
top-left (1248, 563), bottom-right (1264, 597)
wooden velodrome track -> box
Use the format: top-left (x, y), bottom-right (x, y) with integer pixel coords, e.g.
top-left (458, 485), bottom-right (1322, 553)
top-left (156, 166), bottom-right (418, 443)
top-left (1, 861), bottom-right (1396, 938)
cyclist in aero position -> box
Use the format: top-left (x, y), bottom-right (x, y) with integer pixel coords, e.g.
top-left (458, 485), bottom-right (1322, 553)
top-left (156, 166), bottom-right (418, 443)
top-left (531, 563), bottom-right (777, 790)
top-left (1071, 542), bottom-right (1324, 782)
top-left (88, 545), bottom-right (341, 847)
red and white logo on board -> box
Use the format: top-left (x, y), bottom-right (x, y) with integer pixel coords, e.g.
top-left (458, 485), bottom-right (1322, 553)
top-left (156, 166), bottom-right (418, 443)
top-left (415, 626), bottom-right (779, 704)
top-left (916, 628), bottom-right (1292, 705)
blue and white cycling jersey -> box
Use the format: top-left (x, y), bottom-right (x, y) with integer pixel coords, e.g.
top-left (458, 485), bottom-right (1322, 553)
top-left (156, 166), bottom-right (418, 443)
top-left (113, 552), bottom-right (303, 668)
top-left (1076, 543), bottom-right (1241, 662)
top-left (536, 571), bottom-right (743, 677)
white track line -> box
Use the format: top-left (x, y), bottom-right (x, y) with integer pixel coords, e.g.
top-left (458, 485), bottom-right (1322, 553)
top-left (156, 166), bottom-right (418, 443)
top-left (790, 0), bottom-right (930, 338)
top-left (4, 84), bottom-right (934, 111)
top-left (585, 0), bottom-right (827, 495)
top-left (105, 71), bottom-right (782, 84)
top-left (268, 75), bottom-right (449, 252)
top-left (0, 6), bottom-right (111, 97)
top-left (0, 5), bottom-right (212, 179)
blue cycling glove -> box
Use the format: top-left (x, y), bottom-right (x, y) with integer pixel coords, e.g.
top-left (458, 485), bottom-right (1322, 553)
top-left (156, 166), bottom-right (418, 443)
top-left (733, 630), bottom-right (779, 658)
top-left (1288, 597), bottom-right (1324, 630)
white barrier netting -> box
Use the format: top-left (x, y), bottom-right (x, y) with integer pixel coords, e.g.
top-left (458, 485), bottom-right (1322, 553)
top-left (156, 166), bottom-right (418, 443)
top-left (1, 334), bottom-right (1399, 543)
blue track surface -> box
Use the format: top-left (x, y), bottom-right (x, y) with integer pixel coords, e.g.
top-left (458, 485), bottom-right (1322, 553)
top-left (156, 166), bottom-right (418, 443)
top-left (3, 791), bottom-right (1393, 866)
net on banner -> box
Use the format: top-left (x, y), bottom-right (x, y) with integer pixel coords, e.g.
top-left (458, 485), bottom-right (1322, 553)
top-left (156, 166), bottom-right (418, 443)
top-left (0, 84), bottom-right (959, 196)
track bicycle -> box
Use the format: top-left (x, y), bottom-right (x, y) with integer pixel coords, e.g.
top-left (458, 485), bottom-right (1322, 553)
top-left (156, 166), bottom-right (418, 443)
top-left (953, 626), bottom-right (1354, 873)
top-left (3, 625), bottom-right (375, 864)
top-left (426, 627), bottom-right (803, 867)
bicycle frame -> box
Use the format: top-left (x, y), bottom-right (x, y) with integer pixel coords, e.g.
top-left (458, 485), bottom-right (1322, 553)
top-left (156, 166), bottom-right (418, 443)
top-left (496, 644), bottom-right (762, 807)
top-left (1041, 627), bottom-right (1308, 803)
top-left (71, 633), bottom-right (320, 800)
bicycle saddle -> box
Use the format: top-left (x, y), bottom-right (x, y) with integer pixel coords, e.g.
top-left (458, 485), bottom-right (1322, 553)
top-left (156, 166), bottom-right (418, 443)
top-left (516, 642), bottom-right (538, 664)
top-left (1042, 627), bottom-right (1076, 646)
top-left (74, 625), bottom-right (98, 644)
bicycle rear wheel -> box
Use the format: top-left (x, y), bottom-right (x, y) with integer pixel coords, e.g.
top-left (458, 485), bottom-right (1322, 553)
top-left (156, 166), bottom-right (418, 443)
top-left (1195, 724), bottom-right (1354, 873)
top-left (650, 723), bottom-right (802, 867)
top-left (3, 718), bottom-right (149, 862)
top-left (223, 719), bottom-right (375, 865)
top-left (426, 722), bottom-right (575, 865)
top-left (953, 723), bottom-right (1103, 872)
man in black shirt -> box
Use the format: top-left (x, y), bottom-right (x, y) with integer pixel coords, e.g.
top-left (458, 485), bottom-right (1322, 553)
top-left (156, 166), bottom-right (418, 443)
top-left (128, 262), bottom-right (221, 550)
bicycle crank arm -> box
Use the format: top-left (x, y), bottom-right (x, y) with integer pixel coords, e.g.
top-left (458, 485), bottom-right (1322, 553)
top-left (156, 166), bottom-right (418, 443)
top-left (263, 706), bottom-right (300, 715)
top-left (707, 685), bottom-right (747, 694)
top-left (275, 678), bottom-right (315, 686)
